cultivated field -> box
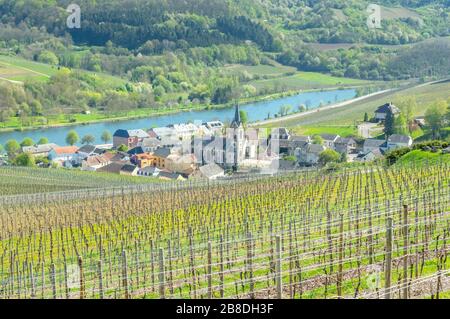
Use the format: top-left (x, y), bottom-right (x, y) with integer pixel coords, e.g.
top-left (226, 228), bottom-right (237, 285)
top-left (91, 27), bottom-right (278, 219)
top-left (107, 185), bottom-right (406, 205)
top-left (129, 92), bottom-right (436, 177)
top-left (0, 161), bottom-right (449, 299)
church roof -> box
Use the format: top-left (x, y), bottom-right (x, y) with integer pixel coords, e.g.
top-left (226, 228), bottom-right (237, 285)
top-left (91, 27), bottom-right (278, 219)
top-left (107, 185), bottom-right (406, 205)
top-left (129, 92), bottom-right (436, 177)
top-left (230, 104), bottom-right (242, 129)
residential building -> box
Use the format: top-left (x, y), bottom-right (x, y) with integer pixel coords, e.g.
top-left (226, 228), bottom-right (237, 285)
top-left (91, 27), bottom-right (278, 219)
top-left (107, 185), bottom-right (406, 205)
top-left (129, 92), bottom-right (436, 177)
top-left (374, 102), bottom-right (400, 122)
top-left (132, 153), bottom-right (156, 168)
top-left (320, 134), bottom-right (340, 149)
top-left (153, 147), bottom-right (172, 170)
top-left (334, 137), bottom-right (357, 154)
top-left (77, 145), bottom-right (104, 159)
top-left (22, 143), bottom-right (58, 157)
top-left (363, 139), bottom-right (386, 153)
top-left (138, 166), bottom-right (161, 177)
top-left (166, 153), bottom-right (197, 175)
top-left (158, 171), bottom-right (186, 181)
top-left (355, 148), bottom-right (384, 162)
top-left (386, 134), bottom-right (413, 151)
top-left (297, 143), bottom-right (326, 165)
top-left (141, 137), bottom-right (161, 153)
top-left (81, 155), bottom-right (110, 171)
top-left (113, 129), bottom-right (149, 149)
top-left (120, 164), bottom-right (139, 176)
top-left (191, 163), bottom-right (225, 180)
top-left (48, 146), bottom-right (79, 162)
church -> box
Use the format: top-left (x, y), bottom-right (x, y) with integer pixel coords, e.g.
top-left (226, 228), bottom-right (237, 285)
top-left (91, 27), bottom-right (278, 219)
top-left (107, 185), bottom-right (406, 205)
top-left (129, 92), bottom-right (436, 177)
top-left (194, 104), bottom-right (265, 171)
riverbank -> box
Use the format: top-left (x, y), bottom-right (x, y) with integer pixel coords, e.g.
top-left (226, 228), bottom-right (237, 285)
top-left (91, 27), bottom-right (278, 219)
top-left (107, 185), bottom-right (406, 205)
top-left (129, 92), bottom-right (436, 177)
top-left (0, 84), bottom-right (372, 134)
top-left (251, 89), bottom-right (393, 127)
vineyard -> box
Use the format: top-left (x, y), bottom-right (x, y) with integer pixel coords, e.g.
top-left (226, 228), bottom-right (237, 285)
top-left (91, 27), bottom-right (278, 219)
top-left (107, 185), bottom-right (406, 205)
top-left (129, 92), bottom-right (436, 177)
top-left (0, 161), bottom-right (449, 299)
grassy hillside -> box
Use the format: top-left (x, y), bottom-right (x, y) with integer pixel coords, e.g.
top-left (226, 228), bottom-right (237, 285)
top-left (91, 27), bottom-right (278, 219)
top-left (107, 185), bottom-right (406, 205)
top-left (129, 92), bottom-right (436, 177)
top-left (268, 80), bottom-right (450, 136)
top-left (395, 149), bottom-right (450, 166)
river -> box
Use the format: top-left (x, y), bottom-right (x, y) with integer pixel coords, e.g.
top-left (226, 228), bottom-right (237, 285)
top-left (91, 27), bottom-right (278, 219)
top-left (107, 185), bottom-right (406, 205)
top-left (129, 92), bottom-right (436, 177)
top-left (0, 89), bottom-right (356, 146)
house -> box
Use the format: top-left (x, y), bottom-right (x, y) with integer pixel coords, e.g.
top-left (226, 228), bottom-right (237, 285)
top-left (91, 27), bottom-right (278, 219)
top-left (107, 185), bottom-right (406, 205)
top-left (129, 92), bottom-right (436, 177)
top-left (158, 171), bottom-right (186, 181)
top-left (334, 137), bottom-right (357, 154)
top-left (297, 143), bottom-right (326, 165)
top-left (141, 137), bottom-right (161, 153)
top-left (363, 139), bottom-right (386, 153)
top-left (48, 146), bottom-right (79, 163)
top-left (131, 153), bottom-right (156, 168)
top-left (113, 129), bottom-right (149, 149)
top-left (138, 166), bottom-right (161, 177)
top-left (97, 162), bottom-right (125, 174)
top-left (203, 121), bottom-right (224, 132)
top-left (22, 143), bottom-right (58, 157)
top-left (81, 155), bottom-right (110, 171)
top-left (120, 164), bottom-right (139, 176)
top-left (127, 146), bottom-right (145, 156)
top-left (77, 145), bottom-right (104, 159)
top-left (386, 134), bottom-right (413, 151)
top-left (192, 163), bottom-right (225, 180)
top-left (320, 134), bottom-right (340, 149)
top-left (271, 127), bottom-right (290, 140)
top-left (149, 127), bottom-right (176, 140)
top-left (279, 136), bottom-right (310, 156)
top-left (153, 147), bottom-right (173, 169)
top-left (374, 103), bottom-right (400, 122)
top-left (356, 148), bottom-right (384, 162)
top-left (166, 153), bottom-right (197, 175)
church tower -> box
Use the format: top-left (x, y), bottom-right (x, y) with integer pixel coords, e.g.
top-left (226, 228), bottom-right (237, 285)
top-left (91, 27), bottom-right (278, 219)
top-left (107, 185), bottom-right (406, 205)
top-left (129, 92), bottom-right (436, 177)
top-left (229, 104), bottom-right (245, 171)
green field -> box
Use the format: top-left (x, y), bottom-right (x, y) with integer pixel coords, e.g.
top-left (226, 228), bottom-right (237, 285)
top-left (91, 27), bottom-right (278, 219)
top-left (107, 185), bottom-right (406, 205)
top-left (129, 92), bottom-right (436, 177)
top-left (249, 71), bottom-right (370, 92)
top-left (0, 55), bottom-right (57, 82)
top-left (266, 80), bottom-right (450, 137)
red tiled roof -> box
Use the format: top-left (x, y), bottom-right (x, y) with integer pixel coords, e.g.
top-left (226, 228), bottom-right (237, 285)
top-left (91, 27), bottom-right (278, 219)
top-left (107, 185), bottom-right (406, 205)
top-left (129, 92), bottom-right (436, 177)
top-left (52, 146), bottom-right (78, 154)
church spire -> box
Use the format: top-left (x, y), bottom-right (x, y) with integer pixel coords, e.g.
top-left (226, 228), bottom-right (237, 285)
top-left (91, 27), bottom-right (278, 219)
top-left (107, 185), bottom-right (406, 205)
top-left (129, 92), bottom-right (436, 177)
top-left (231, 103), bottom-right (242, 129)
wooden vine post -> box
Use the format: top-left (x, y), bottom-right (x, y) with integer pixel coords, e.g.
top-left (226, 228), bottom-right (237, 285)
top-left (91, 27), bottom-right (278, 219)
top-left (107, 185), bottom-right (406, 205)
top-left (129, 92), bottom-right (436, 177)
top-left (78, 256), bottom-right (85, 299)
top-left (207, 241), bottom-right (213, 299)
top-left (402, 204), bottom-right (409, 299)
top-left (122, 250), bottom-right (130, 299)
top-left (337, 213), bottom-right (344, 298)
top-left (276, 235), bottom-right (282, 299)
top-left (385, 217), bottom-right (393, 299)
top-left (159, 248), bottom-right (166, 299)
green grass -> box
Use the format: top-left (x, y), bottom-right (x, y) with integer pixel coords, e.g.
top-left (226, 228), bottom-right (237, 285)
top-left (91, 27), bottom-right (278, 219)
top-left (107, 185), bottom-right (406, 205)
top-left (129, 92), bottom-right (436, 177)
top-left (223, 63), bottom-right (297, 77)
top-left (291, 125), bottom-right (357, 137)
top-left (249, 71), bottom-right (370, 91)
top-left (269, 81), bottom-right (450, 130)
top-left (395, 150), bottom-right (450, 166)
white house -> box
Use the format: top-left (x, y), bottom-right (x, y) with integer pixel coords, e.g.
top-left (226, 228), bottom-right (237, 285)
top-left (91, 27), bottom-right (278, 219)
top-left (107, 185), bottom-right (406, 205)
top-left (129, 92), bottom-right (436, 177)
top-left (48, 146), bottom-right (79, 163)
top-left (192, 163), bottom-right (225, 180)
top-left (363, 139), bottom-right (386, 153)
top-left (386, 134), bottom-right (413, 151)
top-left (374, 103), bottom-right (400, 122)
top-left (320, 134), bottom-right (340, 149)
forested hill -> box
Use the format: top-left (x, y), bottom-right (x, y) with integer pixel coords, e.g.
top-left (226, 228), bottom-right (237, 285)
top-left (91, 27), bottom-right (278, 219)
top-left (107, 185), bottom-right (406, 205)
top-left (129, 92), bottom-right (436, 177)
top-left (0, 0), bottom-right (449, 50)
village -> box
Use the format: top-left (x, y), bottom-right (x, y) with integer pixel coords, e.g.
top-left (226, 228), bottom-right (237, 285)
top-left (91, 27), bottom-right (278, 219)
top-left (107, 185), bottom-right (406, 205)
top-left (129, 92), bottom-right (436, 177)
top-left (11, 103), bottom-right (419, 181)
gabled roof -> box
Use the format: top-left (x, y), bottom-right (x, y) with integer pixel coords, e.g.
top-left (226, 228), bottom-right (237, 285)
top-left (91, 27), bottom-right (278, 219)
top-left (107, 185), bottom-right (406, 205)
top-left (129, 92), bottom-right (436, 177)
top-left (113, 129), bottom-right (149, 138)
top-left (22, 143), bottom-right (58, 154)
top-left (97, 162), bottom-right (124, 174)
top-left (199, 163), bottom-right (224, 178)
top-left (364, 139), bottom-right (385, 148)
top-left (153, 147), bottom-right (172, 158)
top-left (388, 134), bottom-right (412, 144)
top-left (77, 145), bottom-right (96, 154)
top-left (121, 164), bottom-right (138, 173)
top-left (307, 144), bottom-right (326, 154)
top-left (290, 135), bottom-right (311, 143)
top-left (375, 103), bottom-right (400, 114)
top-left (158, 171), bottom-right (185, 180)
top-left (51, 146), bottom-right (78, 155)
top-left (141, 137), bottom-right (161, 148)
top-left (84, 155), bottom-right (109, 166)
top-left (127, 146), bottom-right (145, 155)
top-left (335, 137), bottom-right (356, 145)
top-left (320, 134), bottom-right (340, 141)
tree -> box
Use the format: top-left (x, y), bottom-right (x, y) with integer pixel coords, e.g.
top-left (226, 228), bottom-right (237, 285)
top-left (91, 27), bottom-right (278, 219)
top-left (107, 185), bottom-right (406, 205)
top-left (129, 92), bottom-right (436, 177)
top-left (13, 153), bottom-right (35, 167)
top-left (38, 137), bottom-right (49, 145)
top-left (81, 134), bottom-right (95, 145)
top-left (239, 110), bottom-right (248, 126)
top-left (319, 149), bottom-right (341, 165)
top-left (101, 130), bottom-right (112, 144)
top-left (425, 100), bottom-right (448, 139)
top-left (66, 130), bottom-right (79, 146)
top-left (0, 144), bottom-right (3, 154)
top-left (37, 50), bottom-right (59, 65)
top-left (5, 140), bottom-right (20, 157)
top-left (394, 114), bottom-right (408, 135)
top-left (298, 104), bottom-right (307, 113)
top-left (20, 138), bottom-right (34, 147)
top-left (384, 109), bottom-right (395, 137)
top-left (117, 144), bottom-right (128, 152)
top-left (364, 112), bottom-right (369, 122)
top-left (312, 135), bottom-right (324, 145)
